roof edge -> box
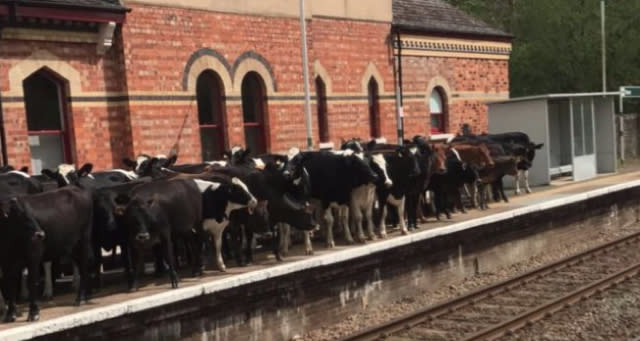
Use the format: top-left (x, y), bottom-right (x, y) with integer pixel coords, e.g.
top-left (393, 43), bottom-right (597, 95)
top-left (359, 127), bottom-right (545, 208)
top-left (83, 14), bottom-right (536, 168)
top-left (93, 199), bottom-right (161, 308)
top-left (11, 0), bottom-right (130, 14)
top-left (393, 24), bottom-right (513, 41)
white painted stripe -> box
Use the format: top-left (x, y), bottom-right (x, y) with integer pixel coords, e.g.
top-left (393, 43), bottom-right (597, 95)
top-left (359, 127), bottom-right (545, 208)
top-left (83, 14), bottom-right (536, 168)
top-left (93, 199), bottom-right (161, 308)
top-left (2, 178), bottom-right (640, 340)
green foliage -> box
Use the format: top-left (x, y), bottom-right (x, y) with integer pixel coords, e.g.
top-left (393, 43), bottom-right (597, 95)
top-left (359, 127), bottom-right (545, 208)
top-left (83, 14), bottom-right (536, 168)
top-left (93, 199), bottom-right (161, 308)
top-left (446, 0), bottom-right (640, 102)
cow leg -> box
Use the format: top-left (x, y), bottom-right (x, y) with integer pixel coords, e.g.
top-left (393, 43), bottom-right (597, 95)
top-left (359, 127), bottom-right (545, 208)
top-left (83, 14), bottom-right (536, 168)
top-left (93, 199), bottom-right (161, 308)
top-left (338, 205), bottom-right (354, 245)
top-left (455, 187), bottom-right (466, 214)
top-left (405, 192), bottom-right (417, 230)
top-left (388, 196), bottom-right (408, 235)
top-left (499, 178), bottom-right (509, 203)
top-left (244, 229), bottom-right (255, 265)
top-left (364, 199), bottom-right (376, 240)
top-left (19, 269), bottom-right (28, 301)
top-left (160, 235), bottom-right (179, 289)
top-left (323, 207), bottom-right (336, 248)
top-left (377, 202), bottom-right (388, 238)
top-left (128, 244), bottom-right (144, 292)
top-left (278, 223), bottom-right (291, 257)
top-left (303, 231), bottom-right (314, 255)
top-left (72, 263), bottom-right (80, 291)
top-left (514, 171), bottom-right (522, 195)
top-left (2, 265), bottom-right (20, 322)
top-left (524, 170), bottom-right (532, 193)
top-left (189, 229), bottom-right (204, 277)
top-left (350, 204), bottom-right (366, 244)
top-left (209, 223), bottom-right (229, 272)
top-left (26, 255), bottom-right (41, 321)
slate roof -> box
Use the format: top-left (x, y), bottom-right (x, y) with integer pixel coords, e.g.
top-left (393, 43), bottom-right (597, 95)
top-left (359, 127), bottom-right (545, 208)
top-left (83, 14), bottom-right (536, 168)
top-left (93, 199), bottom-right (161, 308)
top-left (4, 0), bottom-right (127, 12)
top-left (393, 0), bottom-right (511, 38)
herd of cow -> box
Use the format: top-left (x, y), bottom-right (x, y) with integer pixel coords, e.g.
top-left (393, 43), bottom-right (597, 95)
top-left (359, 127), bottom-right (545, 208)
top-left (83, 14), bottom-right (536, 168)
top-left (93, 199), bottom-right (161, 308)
top-left (0, 131), bottom-right (542, 323)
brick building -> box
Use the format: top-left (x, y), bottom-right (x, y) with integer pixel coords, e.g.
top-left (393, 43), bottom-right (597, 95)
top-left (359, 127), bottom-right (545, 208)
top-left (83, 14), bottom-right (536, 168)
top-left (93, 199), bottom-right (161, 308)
top-left (0, 0), bottom-right (511, 173)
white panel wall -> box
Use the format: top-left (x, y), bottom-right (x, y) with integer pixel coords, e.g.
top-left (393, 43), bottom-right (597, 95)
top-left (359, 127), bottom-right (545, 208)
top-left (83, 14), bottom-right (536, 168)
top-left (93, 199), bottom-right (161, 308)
top-left (489, 99), bottom-right (550, 187)
top-left (595, 97), bottom-right (617, 174)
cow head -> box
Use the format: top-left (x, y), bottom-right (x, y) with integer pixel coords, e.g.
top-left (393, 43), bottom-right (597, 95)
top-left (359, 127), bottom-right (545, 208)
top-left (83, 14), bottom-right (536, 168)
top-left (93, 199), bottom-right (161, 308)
top-left (42, 163), bottom-right (94, 188)
top-left (429, 143), bottom-right (448, 174)
top-left (345, 153), bottom-right (378, 187)
top-left (341, 138), bottom-right (365, 153)
top-left (368, 153), bottom-right (393, 188)
top-left (117, 194), bottom-right (160, 243)
top-left (0, 197), bottom-right (45, 242)
top-left (124, 154), bottom-right (177, 177)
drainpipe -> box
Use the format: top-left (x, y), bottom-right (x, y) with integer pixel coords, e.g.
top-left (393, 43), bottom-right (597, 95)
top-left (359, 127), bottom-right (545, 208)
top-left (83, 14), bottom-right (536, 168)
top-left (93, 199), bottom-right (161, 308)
top-left (0, 87), bottom-right (7, 167)
top-left (299, 0), bottom-right (313, 150)
top-left (393, 29), bottom-right (405, 144)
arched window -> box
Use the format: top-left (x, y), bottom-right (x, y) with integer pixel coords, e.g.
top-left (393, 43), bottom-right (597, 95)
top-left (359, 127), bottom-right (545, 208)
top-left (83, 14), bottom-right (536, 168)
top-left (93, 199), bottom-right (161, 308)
top-left (368, 78), bottom-right (381, 138)
top-left (196, 70), bottom-right (227, 161)
top-left (241, 72), bottom-right (268, 154)
top-left (315, 76), bottom-right (329, 143)
top-left (23, 68), bottom-right (72, 174)
top-left (430, 88), bottom-right (447, 134)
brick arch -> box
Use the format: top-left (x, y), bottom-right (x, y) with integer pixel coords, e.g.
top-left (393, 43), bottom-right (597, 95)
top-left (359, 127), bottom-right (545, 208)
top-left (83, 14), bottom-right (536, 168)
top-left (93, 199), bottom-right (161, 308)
top-left (182, 48), bottom-right (233, 92)
top-left (313, 60), bottom-right (333, 95)
top-left (232, 51), bottom-right (276, 94)
top-left (361, 62), bottom-right (385, 94)
top-left (425, 76), bottom-right (452, 103)
top-left (8, 49), bottom-right (81, 97)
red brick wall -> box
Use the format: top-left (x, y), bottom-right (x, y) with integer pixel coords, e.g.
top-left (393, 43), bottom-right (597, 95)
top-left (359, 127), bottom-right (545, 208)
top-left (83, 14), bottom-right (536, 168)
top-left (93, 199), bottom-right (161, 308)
top-left (0, 4), bottom-right (509, 169)
top-left (401, 56), bottom-right (509, 137)
top-left (0, 34), bottom-right (131, 170)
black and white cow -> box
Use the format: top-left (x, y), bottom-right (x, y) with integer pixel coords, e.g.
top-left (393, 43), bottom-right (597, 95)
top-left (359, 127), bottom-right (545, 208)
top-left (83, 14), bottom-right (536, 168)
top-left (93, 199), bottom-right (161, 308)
top-left (364, 142), bottom-right (422, 236)
top-left (123, 154), bottom-right (178, 178)
top-left (210, 162), bottom-right (316, 262)
top-left (341, 140), bottom-right (393, 241)
top-left (0, 184), bottom-right (93, 322)
top-left (286, 149), bottom-right (379, 250)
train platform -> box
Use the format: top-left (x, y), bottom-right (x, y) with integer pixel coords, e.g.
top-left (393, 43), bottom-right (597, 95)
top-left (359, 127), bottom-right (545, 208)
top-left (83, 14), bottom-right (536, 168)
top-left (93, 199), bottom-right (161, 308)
top-left (1, 169), bottom-right (640, 340)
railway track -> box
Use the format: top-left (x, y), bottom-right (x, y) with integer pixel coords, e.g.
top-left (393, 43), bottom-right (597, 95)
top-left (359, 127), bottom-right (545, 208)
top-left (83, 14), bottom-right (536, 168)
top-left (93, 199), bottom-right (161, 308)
top-left (338, 231), bottom-right (640, 341)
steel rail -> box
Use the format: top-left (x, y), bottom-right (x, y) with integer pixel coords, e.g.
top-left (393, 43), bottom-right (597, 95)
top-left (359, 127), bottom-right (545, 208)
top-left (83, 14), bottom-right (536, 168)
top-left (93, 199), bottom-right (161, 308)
top-left (337, 231), bottom-right (640, 341)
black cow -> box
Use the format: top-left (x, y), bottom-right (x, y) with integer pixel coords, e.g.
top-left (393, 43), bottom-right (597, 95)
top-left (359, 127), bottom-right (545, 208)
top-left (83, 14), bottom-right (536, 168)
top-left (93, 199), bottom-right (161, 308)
top-left (428, 148), bottom-right (478, 220)
top-left (0, 184), bottom-right (93, 322)
top-left (286, 150), bottom-right (378, 250)
top-left (118, 177), bottom-right (256, 290)
top-left (0, 170), bottom-right (43, 200)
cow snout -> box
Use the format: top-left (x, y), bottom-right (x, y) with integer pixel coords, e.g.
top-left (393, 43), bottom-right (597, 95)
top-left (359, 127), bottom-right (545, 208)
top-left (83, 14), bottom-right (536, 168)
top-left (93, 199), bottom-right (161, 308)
top-left (114, 206), bottom-right (125, 216)
top-left (248, 198), bottom-right (258, 209)
top-left (33, 230), bottom-right (46, 240)
top-left (136, 232), bottom-right (150, 241)
top-left (384, 179), bottom-right (393, 188)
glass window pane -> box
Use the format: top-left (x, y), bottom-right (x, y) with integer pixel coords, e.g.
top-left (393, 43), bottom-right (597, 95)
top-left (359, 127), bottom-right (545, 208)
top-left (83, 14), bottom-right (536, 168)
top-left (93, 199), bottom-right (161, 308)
top-left (242, 75), bottom-right (260, 123)
top-left (572, 99), bottom-right (584, 156)
top-left (24, 73), bottom-right (63, 131)
top-left (200, 128), bottom-right (223, 161)
top-left (584, 99), bottom-right (594, 155)
top-left (430, 90), bottom-right (443, 114)
top-left (29, 134), bottom-right (65, 175)
top-left (431, 115), bottom-right (442, 132)
top-left (244, 126), bottom-right (265, 155)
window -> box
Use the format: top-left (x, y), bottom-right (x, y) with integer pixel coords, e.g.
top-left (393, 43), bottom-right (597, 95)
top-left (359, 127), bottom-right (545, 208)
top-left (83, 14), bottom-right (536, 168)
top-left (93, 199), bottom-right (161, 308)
top-left (430, 88), bottom-right (446, 134)
top-left (23, 69), bottom-right (72, 174)
top-left (241, 72), bottom-right (268, 155)
top-left (368, 78), bottom-right (381, 138)
top-left (196, 71), bottom-right (226, 161)
top-left (315, 77), bottom-right (329, 143)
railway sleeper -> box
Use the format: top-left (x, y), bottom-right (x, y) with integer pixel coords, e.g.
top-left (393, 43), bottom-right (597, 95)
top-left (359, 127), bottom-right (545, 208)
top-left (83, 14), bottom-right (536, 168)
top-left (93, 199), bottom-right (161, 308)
top-left (472, 302), bottom-right (527, 315)
top-left (440, 312), bottom-right (503, 325)
top-left (400, 327), bottom-right (449, 341)
top-left (422, 319), bottom-right (486, 335)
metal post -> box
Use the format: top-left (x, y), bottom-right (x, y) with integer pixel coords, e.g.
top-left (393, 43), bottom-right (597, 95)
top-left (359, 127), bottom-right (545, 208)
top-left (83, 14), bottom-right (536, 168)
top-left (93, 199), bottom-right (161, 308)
top-left (299, 0), bottom-right (313, 150)
top-left (394, 30), bottom-right (404, 145)
top-left (601, 0), bottom-right (606, 93)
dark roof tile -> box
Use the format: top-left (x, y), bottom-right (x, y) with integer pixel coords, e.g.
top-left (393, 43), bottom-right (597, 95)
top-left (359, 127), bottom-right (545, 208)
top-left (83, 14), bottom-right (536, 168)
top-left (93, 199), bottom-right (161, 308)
top-left (9, 0), bottom-right (127, 12)
top-left (393, 0), bottom-right (510, 38)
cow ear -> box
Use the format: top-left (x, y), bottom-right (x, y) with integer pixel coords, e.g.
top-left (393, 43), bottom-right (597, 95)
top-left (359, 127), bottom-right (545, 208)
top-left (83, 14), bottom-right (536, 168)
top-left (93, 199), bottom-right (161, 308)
top-left (367, 140), bottom-right (376, 151)
top-left (223, 151), bottom-right (232, 160)
top-left (534, 143), bottom-right (544, 149)
top-left (19, 166), bottom-right (28, 173)
top-left (78, 163), bottom-right (93, 177)
top-left (123, 158), bottom-right (137, 169)
top-left (164, 154), bottom-right (178, 167)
